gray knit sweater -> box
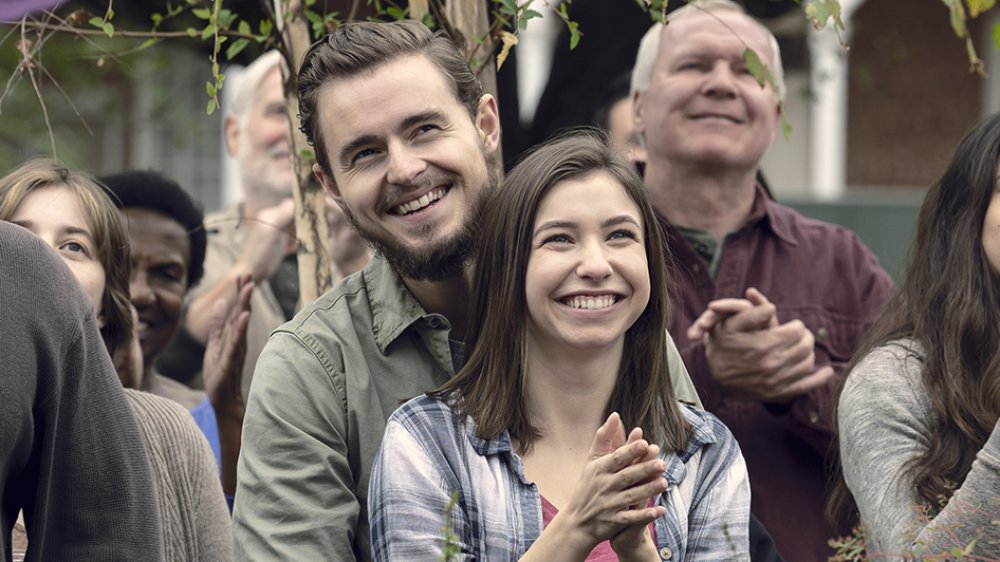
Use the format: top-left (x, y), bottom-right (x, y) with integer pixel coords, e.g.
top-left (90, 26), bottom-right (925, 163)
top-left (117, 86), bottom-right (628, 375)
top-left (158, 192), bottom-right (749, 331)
top-left (839, 339), bottom-right (1000, 560)
top-left (0, 222), bottom-right (162, 559)
top-left (125, 389), bottom-right (233, 561)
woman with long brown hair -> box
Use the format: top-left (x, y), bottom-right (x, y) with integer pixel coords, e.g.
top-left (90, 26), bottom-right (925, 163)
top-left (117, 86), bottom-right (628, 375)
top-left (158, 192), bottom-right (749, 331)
top-left (368, 132), bottom-right (749, 561)
top-left (833, 113), bottom-right (1000, 558)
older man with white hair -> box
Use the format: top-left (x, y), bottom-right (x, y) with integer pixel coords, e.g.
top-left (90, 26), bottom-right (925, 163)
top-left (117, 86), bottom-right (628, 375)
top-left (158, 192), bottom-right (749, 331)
top-left (182, 52), bottom-right (367, 398)
top-left (631, 1), bottom-right (894, 559)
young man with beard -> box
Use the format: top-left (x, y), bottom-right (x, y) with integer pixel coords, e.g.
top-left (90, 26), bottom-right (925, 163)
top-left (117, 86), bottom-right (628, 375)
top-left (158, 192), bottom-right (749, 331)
top-left (630, 1), bottom-right (894, 559)
top-left (232, 21), bottom-right (701, 561)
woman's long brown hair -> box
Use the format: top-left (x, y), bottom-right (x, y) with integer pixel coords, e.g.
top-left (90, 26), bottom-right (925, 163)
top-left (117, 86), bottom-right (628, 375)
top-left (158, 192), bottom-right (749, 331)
top-left (827, 113), bottom-right (1000, 533)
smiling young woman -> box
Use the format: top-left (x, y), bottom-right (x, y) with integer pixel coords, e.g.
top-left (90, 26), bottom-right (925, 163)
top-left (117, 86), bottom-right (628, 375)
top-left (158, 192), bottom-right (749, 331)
top-left (368, 131), bottom-right (750, 561)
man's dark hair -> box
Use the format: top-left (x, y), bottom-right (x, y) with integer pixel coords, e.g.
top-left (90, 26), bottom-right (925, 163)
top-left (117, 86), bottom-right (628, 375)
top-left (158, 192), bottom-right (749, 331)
top-left (297, 20), bottom-right (483, 176)
top-left (592, 70), bottom-right (633, 131)
top-left (101, 170), bottom-right (207, 288)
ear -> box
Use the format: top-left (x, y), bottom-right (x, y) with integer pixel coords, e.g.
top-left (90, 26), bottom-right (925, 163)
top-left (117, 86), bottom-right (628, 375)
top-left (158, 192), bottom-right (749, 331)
top-left (224, 114), bottom-right (241, 157)
top-left (313, 162), bottom-right (343, 204)
top-left (97, 312), bottom-right (106, 329)
top-left (631, 90), bottom-right (646, 135)
top-left (770, 102), bottom-right (783, 143)
top-left (475, 94), bottom-right (501, 154)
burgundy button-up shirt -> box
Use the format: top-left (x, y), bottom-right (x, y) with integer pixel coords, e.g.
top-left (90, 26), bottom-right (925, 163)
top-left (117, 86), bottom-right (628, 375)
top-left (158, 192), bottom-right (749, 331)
top-left (659, 186), bottom-right (894, 561)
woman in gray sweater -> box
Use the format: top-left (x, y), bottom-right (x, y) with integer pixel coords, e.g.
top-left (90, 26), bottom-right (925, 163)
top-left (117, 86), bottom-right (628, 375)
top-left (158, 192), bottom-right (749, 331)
top-left (831, 113), bottom-right (1000, 560)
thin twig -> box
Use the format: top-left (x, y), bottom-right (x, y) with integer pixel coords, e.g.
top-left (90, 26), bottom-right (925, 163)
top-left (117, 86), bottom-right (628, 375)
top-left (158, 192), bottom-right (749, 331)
top-left (10, 21), bottom-right (259, 41)
top-left (37, 62), bottom-right (93, 137)
top-left (19, 19), bottom-right (56, 157)
top-left (41, 10), bottom-right (129, 69)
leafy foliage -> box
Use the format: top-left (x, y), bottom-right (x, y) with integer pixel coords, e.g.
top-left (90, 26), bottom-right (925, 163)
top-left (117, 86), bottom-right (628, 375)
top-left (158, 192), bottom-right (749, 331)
top-left (439, 491), bottom-right (462, 562)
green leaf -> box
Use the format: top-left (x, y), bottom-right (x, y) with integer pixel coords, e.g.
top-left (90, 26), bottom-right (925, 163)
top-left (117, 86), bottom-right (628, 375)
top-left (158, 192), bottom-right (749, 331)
top-left (206, 80), bottom-right (216, 97)
top-left (101, 22), bottom-right (114, 38)
top-left (226, 38), bottom-right (249, 60)
top-left (259, 19), bottom-right (273, 39)
top-left (943, 0), bottom-right (967, 37)
top-left (219, 10), bottom-right (237, 29)
top-left (966, 0), bottom-right (996, 17)
top-left (150, 12), bottom-right (163, 26)
top-left (305, 0), bottom-right (317, 5)
top-left (804, 2), bottom-right (828, 25)
top-left (201, 24), bottom-right (214, 40)
top-left (88, 16), bottom-right (104, 29)
top-left (950, 546), bottom-right (964, 557)
top-left (993, 22), bottom-right (1000, 50)
top-left (207, 98), bottom-right (217, 115)
top-left (305, 10), bottom-right (323, 24)
top-left (386, 6), bottom-right (406, 20)
top-left (567, 21), bottom-right (581, 50)
top-left (137, 38), bottom-right (158, 51)
top-left (825, 0), bottom-right (845, 29)
top-left (106, 7), bottom-right (115, 19)
top-left (522, 9), bottom-right (543, 20)
top-left (743, 47), bottom-right (773, 90)
top-left (192, 8), bottom-right (211, 20)
top-left (186, 27), bottom-right (198, 38)
top-left (500, 0), bottom-right (518, 16)
top-left (238, 20), bottom-right (251, 35)
top-left (422, 13), bottom-right (435, 27)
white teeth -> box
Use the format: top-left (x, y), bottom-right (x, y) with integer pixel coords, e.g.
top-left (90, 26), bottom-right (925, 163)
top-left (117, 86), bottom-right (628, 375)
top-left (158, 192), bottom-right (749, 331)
top-left (394, 188), bottom-right (445, 215)
top-left (563, 295), bottom-right (616, 310)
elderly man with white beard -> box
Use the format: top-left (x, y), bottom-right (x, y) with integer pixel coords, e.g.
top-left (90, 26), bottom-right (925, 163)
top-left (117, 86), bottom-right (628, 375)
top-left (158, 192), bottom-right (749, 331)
top-left (180, 51), bottom-right (369, 399)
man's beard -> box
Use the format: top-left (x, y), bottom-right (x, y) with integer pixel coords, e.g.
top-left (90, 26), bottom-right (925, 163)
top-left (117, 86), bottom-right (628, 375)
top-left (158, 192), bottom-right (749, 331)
top-left (239, 144), bottom-right (294, 205)
top-left (341, 158), bottom-right (499, 282)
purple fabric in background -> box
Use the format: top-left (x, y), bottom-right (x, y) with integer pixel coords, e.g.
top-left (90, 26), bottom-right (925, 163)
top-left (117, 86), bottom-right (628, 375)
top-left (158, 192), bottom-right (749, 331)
top-left (0, 0), bottom-right (63, 22)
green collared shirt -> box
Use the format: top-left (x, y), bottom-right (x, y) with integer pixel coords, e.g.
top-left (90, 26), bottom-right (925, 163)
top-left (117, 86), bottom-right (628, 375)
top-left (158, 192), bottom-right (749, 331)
top-left (232, 253), bottom-right (701, 562)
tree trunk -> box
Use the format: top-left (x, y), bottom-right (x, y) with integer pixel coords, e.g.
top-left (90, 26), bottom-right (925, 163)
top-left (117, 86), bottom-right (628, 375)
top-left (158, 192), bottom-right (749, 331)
top-left (444, 0), bottom-right (498, 102)
top-left (273, 0), bottom-right (335, 303)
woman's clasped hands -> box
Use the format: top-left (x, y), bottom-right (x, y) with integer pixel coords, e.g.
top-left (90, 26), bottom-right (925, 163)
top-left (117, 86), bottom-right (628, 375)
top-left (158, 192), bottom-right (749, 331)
top-left (555, 412), bottom-right (667, 561)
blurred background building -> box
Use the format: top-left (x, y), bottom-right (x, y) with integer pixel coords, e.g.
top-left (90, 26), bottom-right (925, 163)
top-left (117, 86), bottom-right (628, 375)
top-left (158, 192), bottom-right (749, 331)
top-left (2, 0), bottom-right (998, 278)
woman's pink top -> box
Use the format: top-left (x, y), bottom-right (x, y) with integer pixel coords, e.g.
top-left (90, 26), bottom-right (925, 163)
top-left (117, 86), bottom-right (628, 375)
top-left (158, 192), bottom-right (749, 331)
top-left (539, 495), bottom-right (658, 561)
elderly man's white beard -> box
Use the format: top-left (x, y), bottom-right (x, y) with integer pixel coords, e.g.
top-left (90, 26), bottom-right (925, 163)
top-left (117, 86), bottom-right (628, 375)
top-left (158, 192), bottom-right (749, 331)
top-left (239, 142), bottom-right (295, 205)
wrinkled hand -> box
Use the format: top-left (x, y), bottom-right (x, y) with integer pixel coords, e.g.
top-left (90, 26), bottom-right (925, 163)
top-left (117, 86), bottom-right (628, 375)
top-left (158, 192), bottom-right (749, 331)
top-left (112, 304), bottom-right (144, 390)
top-left (203, 274), bottom-right (252, 412)
top-left (237, 198), bottom-right (296, 282)
top-left (560, 413), bottom-right (667, 549)
top-left (688, 288), bottom-right (834, 403)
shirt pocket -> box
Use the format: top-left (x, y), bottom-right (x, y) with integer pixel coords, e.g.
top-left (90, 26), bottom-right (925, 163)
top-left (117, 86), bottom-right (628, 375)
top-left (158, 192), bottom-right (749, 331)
top-left (783, 307), bottom-right (867, 366)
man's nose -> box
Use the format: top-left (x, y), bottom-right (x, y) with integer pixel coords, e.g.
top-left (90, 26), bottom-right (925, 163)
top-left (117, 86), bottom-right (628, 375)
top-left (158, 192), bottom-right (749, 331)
top-left (386, 142), bottom-right (427, 186)
top-left (701, 62), bottom-right (738, 97)
top-left (130, 270), bottom-right (154, 307)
